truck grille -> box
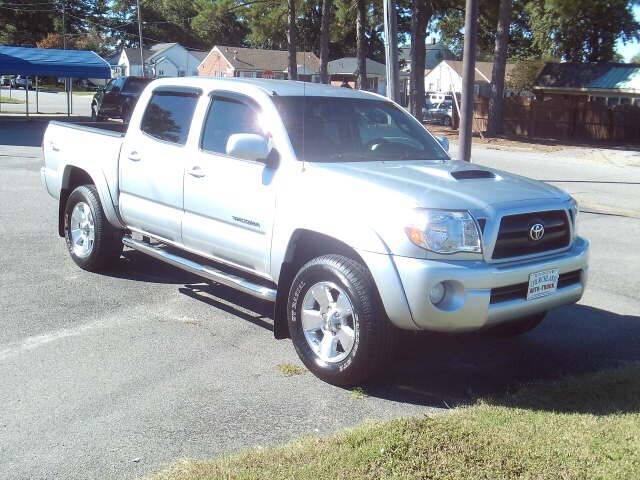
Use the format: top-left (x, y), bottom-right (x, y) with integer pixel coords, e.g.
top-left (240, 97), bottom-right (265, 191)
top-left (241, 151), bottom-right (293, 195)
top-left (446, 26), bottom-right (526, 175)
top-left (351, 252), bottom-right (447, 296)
top-left (490, 270), bottom-right (582, 304)
top-left (492, 210), bottom-right (571, 260)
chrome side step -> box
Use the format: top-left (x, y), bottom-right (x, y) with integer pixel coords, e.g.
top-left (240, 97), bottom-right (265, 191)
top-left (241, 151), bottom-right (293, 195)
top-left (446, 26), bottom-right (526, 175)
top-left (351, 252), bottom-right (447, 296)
top-left (122, 237), bottom-right (277, 302)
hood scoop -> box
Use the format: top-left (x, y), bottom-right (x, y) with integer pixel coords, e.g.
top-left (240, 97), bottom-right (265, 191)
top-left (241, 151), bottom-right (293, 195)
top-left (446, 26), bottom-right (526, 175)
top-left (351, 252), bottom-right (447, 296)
top-left (450, 169), bottom-right (496, 180)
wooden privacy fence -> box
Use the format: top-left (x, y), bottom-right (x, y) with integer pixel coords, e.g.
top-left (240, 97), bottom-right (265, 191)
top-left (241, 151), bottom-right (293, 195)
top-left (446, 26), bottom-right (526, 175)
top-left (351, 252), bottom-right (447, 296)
top-left (467, 97), bottom-right (640, 144)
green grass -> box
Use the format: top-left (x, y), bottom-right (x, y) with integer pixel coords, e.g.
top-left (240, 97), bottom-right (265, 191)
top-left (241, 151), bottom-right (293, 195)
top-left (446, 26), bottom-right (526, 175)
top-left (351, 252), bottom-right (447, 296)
top-left (276, 363), bottom-right (306, 377)
top-left (350, 386), bottom-right (368, 400)
top-left (152, 364), bottom-right (640, 480)
top-left (0, 95), bottom-right (23, 104)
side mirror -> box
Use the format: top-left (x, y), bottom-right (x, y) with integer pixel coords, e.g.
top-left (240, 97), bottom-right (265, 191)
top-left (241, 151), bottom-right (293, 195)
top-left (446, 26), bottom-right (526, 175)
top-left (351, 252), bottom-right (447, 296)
top-left (437, 136), bottom-right (450, 152)
top-left (226, 133), bottom-right (271, 163)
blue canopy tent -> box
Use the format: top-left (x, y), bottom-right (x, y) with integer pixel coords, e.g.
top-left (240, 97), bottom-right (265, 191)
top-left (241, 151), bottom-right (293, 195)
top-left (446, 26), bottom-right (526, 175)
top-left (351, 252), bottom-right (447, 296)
top-left (0, 46), bottom-right (111, 117)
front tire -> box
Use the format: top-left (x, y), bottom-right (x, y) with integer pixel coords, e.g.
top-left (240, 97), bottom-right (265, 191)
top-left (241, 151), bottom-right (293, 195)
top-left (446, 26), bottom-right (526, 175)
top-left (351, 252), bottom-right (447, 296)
top-left (64, 185), bottom-right (123, 272)
top-left (287, 254), bottom-right (394, 386)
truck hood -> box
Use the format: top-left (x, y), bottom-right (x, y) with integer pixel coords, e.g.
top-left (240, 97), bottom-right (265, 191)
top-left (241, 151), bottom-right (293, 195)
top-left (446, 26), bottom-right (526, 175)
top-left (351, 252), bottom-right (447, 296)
top-left (308, 159), bottom-right (570, 213)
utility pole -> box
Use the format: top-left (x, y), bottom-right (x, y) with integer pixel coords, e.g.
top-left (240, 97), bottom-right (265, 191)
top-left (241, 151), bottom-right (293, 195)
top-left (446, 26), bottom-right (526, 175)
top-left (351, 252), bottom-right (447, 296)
top-left (62, 0), bottom-right (67, 49)
top-left (458, 0), bottom-right (479, 162)
top-left (383, 0), bottom-right (399, 102)
top-left (136, 0), bottom-right (145, 77)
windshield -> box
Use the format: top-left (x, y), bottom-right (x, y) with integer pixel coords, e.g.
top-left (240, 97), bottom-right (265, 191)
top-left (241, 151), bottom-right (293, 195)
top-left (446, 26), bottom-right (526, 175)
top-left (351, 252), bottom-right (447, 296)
top-left (272, 96), bottom-right (449, 163)
top-left (123, 78), bottom-right (151, 94)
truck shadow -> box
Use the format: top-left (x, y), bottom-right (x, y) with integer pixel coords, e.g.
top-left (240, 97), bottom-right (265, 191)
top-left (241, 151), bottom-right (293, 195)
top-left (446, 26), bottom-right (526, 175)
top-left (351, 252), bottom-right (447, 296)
top-left (110, 251), bottom-right (640, 414)
top-left (367, 304), bottom-right (640, 414)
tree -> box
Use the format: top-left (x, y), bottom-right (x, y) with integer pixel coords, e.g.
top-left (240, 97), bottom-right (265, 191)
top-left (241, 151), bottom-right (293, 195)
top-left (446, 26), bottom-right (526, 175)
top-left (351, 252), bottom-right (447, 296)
top-left (287, 0), bottom-right (298, 80)
top-left (486, 0), bottom-right (513, 136)
top-left (409, 0), bottom-right (432, 119)
top-left (438, 0), bottom-right (541, 60)
top-left (319, 0), bottom-right (333, 83)
top-left (527, 0), bottom-right (640, 62)
top-left (356, 0), bottom-right (367, 89)
top-left (191, 0), bottom-right (248, 47)
top-left (506, 57), bottom-right (545, 95)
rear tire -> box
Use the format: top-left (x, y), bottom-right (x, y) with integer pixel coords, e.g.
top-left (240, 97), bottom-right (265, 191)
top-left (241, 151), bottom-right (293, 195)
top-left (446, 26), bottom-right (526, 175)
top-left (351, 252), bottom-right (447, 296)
top-left (64, 185), bottom-right (123, 272)
top-left (287, 254), bottom-right (394, 386)
top-left (486, 312), bottom-right (546, 338)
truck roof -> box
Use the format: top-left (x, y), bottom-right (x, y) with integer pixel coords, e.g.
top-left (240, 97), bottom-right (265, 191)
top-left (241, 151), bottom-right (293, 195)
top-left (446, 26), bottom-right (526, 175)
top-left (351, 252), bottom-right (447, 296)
top-left (146, 76), bottom-right (385, 100)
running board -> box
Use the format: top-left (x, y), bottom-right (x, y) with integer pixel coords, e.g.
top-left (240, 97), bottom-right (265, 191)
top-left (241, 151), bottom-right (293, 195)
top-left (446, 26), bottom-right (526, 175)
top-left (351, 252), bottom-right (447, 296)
top-left (122, 237), bottom-right (277, 302)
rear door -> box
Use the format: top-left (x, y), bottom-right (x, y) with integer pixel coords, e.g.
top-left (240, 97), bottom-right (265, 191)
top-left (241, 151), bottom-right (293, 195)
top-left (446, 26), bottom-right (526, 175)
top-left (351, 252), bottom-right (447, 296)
top-left (119, 86), bottom-right (200, 242)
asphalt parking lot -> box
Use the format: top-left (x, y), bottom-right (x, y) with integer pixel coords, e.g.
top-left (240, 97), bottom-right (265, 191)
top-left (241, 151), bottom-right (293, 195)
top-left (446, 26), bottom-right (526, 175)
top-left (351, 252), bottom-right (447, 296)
top-left (1, 119), bottom-right (639, 479)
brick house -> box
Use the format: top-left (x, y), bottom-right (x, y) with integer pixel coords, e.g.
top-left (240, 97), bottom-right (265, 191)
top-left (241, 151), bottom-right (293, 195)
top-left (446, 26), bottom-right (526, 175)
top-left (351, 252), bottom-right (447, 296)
top-left (197, 45), bottom-right (321, 81)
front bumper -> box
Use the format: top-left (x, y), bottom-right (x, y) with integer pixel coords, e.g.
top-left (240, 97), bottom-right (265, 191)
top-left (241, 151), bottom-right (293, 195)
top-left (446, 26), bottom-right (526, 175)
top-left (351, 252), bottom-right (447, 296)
top-left (363, 237), bottom-right (589, 333)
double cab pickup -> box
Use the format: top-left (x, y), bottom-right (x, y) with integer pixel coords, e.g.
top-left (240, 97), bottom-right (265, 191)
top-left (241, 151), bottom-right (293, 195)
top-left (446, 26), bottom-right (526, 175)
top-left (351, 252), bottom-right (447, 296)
top-left (41, 78), bottom-right (589, 385)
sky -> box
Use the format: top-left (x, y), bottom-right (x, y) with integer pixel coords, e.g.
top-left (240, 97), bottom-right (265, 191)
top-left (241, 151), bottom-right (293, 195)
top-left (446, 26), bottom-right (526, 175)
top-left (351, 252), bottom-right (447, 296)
top-left (615, 4), bottom-right (640, 62)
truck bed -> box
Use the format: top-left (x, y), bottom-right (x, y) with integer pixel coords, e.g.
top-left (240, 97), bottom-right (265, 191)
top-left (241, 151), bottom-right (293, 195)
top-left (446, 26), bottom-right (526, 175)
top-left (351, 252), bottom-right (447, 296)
top-left (41, 120), bottom-right (125, 208)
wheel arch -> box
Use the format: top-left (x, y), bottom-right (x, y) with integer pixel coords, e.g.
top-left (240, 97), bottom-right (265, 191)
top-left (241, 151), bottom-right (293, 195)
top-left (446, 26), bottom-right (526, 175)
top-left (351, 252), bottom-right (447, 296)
top-left (58, 165), bottom-right (122, 237)
top-left (272, 229), bottom-right (382, 340)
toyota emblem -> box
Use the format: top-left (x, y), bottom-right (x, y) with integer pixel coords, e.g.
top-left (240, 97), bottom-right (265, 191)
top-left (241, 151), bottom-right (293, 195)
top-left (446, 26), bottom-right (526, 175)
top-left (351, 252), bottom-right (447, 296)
top-left (529, 223), bottom-right (545, 241)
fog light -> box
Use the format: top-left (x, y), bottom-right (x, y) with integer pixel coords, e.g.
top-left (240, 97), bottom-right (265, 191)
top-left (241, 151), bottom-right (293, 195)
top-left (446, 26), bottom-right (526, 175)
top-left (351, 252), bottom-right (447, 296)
top-left (430, 282), bottom-right (446, 305)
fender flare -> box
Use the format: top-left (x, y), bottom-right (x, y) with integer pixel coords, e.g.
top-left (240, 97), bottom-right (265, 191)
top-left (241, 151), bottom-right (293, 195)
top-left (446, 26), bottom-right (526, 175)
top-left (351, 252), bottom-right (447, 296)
top-left (58, 164), bottom-right (124, 236)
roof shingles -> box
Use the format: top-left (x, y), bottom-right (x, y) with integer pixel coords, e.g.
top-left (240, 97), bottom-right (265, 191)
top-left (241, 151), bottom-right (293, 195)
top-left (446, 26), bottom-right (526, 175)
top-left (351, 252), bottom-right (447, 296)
top-left (215, 45), bottom-right (320, 73)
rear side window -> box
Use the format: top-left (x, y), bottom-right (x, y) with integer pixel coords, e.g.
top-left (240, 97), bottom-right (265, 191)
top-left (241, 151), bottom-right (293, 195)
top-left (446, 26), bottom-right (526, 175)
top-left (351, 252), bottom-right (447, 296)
top-left (123, 78), bottom-right (151, 94)
top-left (140, 91), bottom-right (198, 145)
top-left (201, 97), bottom-right (263, 154)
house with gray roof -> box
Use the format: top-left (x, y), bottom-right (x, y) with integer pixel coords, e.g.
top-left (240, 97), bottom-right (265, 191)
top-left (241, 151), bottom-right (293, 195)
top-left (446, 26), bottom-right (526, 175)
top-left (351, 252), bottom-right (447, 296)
top-left (113, 43), bottom-right (207, 78)
top-left (399, 40), bottom-right (456, 72)
top-left (534, 62), bottom-right (640, 106)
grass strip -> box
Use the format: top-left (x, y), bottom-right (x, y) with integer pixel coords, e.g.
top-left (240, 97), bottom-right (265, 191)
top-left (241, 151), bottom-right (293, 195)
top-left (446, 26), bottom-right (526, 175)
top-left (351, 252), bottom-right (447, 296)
top-left (152, 364), bottom-right (640, 480)
top-left (0, 96), bottom-right (24, 104)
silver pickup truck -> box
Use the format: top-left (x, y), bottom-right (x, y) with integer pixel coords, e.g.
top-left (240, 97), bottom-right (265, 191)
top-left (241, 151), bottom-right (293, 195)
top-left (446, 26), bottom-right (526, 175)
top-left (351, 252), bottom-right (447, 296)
top-left (41, 78), bottom-right (589, 385)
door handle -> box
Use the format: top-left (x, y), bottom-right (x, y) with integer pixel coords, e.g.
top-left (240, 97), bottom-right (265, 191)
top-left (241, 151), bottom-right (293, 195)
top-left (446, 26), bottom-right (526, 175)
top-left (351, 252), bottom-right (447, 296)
top-left (49, 141), bottom-right (60, 152)
top-left (187, 166), bottom-right (206, 178)
top-left (128, 151), bottom-right (141, 161)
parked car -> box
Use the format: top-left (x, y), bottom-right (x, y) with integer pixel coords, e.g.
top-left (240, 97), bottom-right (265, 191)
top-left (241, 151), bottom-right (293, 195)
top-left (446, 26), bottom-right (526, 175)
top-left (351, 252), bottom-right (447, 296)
top-left (426, 93), bottom-right (454, 105)
top-left (0, 75), bottom-right (14, 86)
top-left (11, 76), bottom-right (33, 90)
top-left (91, 76), bottom-right (152, 122)
top-left (41, 78), bottom-right (589, 386)
top-left (423, 101), bottom-right (454, 126)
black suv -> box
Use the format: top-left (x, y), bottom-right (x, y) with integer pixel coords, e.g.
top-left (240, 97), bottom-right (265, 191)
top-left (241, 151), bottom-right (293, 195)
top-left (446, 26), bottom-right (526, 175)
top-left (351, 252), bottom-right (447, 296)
top-left (91, 76), bottom-right (151, 122)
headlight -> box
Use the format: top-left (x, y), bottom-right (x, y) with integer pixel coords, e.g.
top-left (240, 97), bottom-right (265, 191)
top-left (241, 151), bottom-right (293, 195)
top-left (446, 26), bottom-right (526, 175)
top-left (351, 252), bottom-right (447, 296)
top-left (569, 198), bottom-right (579, 236)
top-left (405, 209), bottom-right (481, 254)
top-left (569, 198), bottom-right (579, 224)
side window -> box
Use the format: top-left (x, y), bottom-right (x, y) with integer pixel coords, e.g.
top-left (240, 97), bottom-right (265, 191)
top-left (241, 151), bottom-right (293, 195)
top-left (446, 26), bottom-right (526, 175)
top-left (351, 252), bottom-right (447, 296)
top-left (140, 91), bottom-right (199, 145)
top-left (201, 97), bottom-right (263, 155)
top-left (111, 78), bottom-right (123, 93)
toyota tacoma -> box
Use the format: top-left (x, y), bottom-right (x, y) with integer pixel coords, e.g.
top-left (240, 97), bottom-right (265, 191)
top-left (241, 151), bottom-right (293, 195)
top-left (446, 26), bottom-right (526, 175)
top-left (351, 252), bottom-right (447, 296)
top-left (41, 78), bottom-right (589, 385)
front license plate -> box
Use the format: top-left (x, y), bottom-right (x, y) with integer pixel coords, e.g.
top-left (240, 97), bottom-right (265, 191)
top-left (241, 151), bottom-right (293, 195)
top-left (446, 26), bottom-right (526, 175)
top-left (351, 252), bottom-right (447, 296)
top-left (527, 269), bottom-right (559, 300)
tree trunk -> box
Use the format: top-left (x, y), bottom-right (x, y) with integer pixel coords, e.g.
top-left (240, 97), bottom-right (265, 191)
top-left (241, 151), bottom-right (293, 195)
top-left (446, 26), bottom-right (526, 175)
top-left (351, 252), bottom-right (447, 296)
top-left (319, 0), bottom-right (332, 84)
top-left (287, 0), bottom-right (298, 81)
top-left (486, 0), bottom-right (512, 136)
top-left (356, 0), bottom-right (367, 89)
top-left (409, 0), bottom-right (430, 121)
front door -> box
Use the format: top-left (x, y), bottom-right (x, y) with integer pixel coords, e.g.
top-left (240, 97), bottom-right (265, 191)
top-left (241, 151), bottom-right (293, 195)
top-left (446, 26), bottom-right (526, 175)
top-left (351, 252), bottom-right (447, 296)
top-left (119, 87), bottom-right (200, 242)
top-left (182, 92), bottom-right (276, 275)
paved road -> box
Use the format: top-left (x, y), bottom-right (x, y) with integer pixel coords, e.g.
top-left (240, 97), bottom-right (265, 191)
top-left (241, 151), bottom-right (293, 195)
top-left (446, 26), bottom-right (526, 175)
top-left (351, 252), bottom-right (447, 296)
top-left (1, 124), bottom-right (639, 479)
top-left (469, 144), bottom-right (640, 218)
top-left (0, 87), bottom-right (92, 116)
